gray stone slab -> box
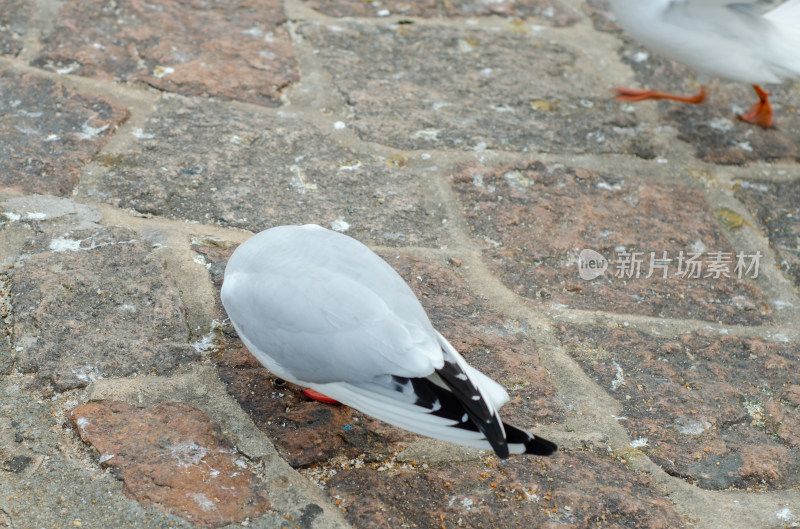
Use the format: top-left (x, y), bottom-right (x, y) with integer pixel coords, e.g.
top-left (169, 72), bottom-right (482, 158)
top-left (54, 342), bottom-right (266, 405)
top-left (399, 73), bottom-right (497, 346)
top-left (0, 0), bottom-right (30, 57)
top-left (735, 180), bottom-right (800, 288)
top-left (0, 374), bottom-right (192, 528)
top-left (2, 194), bottom-right (102, 231)
top-left (301, 0), bottom-right (579, 25)
top-left (0, 71), bottom-right (130, 196)
top-left (80, 97), bottom-right (443, 246)
top-left (450, 160), bottom-right (771, 325)
top-left (31, 0), bottom-right (298, 106)
top-left (556, 325), bottom-right (800, 491)
top-left (10, 225), bottom-right (198, 390)
top-left (298, 21), bottom-right (658, 157)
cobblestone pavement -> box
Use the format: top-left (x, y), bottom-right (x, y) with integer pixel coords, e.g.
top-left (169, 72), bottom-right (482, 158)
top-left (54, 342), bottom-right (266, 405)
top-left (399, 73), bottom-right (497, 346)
top-left (1, 0), bottom-right (799, 527)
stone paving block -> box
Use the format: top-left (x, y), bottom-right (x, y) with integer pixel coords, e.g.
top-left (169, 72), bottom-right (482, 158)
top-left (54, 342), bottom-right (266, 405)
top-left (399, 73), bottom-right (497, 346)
top-left (298, 22), bottom-right (659, 158)
top-left (0, 375), bottom-right (190, 528)
top-left (321, 450), bottom-right (688, 528)
top-left (31, 0), bottom-right (298, 106)
top-left (10, 225), bottom-right (198, 390)
top-left (82, 97), bottom-right (442, 246)
top-left (302, 0), bottom-right (578, 25)
top-left (0, 0), bottom-right (30, 57)
top-left (556, 324), bottom-right (800, 491)
top-left (0, 71), bottom-right (129, 195)
top-left (200, 241), bottom-right (562, 466)
top-left (734, 179), bottom-right (800, 288)
top-left (450, 160), bottom-right (771, 325)
top-left (586, 0), bottom-right (800, 162)
top-left (71, 401), bottom-right (271, 528)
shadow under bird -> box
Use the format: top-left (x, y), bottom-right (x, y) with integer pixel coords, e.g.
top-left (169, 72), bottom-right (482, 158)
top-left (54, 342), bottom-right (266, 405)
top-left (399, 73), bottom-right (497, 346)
top-left (609, 0), bottom-right (800, 127)
top-left (221, 224), bottom-right (557, 459)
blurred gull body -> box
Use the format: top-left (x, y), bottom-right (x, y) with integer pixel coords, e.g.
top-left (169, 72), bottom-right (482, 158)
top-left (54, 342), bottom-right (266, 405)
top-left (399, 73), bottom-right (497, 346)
top-left (609, 0), bottom-right (800, 127)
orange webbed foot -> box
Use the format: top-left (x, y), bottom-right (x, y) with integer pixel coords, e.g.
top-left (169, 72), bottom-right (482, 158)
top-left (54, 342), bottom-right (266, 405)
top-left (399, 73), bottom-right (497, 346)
top-left (737, 85), bottom-right (773, 128)
top-left (613, 86), bottom-right (707, 104)
top-left (302, 388), bottom-right (341, 405)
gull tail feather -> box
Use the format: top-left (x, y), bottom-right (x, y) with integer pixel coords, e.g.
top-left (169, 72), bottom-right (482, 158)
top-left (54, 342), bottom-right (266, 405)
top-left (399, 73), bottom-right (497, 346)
top-left (307, 333), bottom-right (557, 458)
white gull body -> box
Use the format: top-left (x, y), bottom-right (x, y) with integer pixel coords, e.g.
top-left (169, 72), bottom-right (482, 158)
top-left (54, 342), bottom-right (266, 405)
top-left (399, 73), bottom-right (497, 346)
top-left (221, 224), bottom-right (556, 458)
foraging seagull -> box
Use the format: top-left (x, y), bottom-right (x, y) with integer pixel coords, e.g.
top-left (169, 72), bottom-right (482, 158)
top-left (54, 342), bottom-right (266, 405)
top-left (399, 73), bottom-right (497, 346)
top-left (609, 0), bottom-right (800, 127)
top-left (220, 224), bottom-right (557, 458)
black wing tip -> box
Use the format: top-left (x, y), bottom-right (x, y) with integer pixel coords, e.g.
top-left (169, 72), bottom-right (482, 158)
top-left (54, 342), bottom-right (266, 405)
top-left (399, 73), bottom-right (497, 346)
top-left (503, 423), bottom-right (558, 457)
top-left (524, 436), bottom-right (558, 456)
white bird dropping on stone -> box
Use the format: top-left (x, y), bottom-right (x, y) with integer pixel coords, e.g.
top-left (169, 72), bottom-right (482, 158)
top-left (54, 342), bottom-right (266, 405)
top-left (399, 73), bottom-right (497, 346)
top-left (221, 224), bottom-right (557, 458)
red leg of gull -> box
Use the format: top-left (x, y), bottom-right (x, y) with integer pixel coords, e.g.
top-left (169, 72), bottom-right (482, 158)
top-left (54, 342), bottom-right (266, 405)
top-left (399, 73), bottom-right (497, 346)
top-left (302, 388), bottom-right (341, 405)
top-left (737, 85), bottom-right (773, 128)
top-left (613, 85), bottom-right (707, 104)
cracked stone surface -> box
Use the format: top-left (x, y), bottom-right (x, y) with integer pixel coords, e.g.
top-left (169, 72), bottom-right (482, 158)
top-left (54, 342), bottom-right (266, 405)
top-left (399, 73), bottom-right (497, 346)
top-left (450, 160), bottom-right (771, 325)
top-left (9, 224), bottom-right (197, 390)
top-left (298, 21), bottom-right (660, 157)
top-left (302, 0), bottom-right (579, 25)
top-left (735, 179), bottom-right (800, 288)
top-left (323, 450), bottom-right (689, 528)
top-left (556, 324), bottom-right (800, 491)
top-left (0, 71), bottom-right (129, 195)
top-left (80, 97), bottom-right (442, 246)
top-left (0, 0), bottom-right (29, 57)
top-left (31, 0), bottom-right (298, 105)
top-left (71, 401), bottom-right (271, 527)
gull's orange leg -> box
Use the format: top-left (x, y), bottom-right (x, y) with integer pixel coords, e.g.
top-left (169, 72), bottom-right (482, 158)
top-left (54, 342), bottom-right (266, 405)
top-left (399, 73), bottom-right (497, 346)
top-left (302, 388), bottom-right (341, 405)
top-left (613, 85), bottom-right (707, 104)
top-left (737, 85), bottom-right (773, 128)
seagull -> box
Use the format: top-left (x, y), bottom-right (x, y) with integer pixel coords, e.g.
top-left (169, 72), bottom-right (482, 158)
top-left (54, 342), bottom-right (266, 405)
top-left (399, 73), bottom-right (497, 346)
top-left (608, 0), bottom-right (800, 127)
top-left (220, 224), bottom-right (557, 458)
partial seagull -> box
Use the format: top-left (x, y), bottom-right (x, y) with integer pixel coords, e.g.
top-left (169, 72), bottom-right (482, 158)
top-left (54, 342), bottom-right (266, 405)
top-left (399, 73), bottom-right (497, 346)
top-left (609, 0), bottom-right (800, 127)
top-left (221, 224), bottom-right (557, 458)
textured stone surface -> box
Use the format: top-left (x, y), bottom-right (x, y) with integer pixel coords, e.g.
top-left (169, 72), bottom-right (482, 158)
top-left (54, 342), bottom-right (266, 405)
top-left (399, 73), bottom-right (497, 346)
top-left (451, 160), bottom-right (770, 325)
top-left (0, 374), bottom-right (190, 529)
top-left (557, 325), bottom-right (800, 490)
top-left (0, 0), bottom-right (30, 57)
top-left (83, 97), bottom-right (442, 246)
top-left (302, 0), bottom-right (578, 25)
top-left (323, 450), bottom-right (689, 528)
top-left (203, 243), bottom-right (562, 466)
top-left (735, 179), bottom-right (800, 288)
top-left (32, 0), bottom-right (297, 105)
top-left (71, 401), bottom-right (271, 527)
top-left (299, 22), bottom-right (659, 157)
top-left (0, 71), bottom-right (129, 195)
top-left (10, 226), bottom-right (197, 390)
top-left (0, 274), bottom-right (11, 376)
top-left (621, 50), bottom-right (800, 164)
